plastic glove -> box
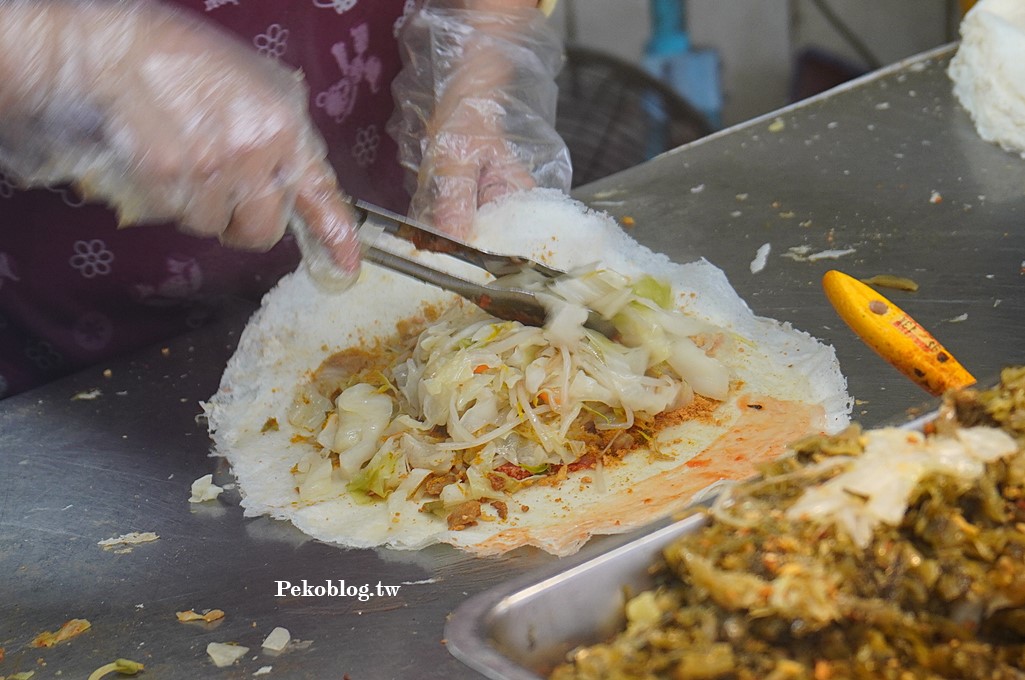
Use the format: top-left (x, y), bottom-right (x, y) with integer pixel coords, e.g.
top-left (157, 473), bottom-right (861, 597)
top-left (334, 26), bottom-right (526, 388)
top-left (0, 0), bottom-right (359, 276)
top-left (388, 0), bottom-right (571, 238)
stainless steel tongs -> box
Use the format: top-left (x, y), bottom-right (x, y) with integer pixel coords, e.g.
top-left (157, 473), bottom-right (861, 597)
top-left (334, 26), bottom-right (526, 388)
top-left (290, 201), bottom-right (616, 337)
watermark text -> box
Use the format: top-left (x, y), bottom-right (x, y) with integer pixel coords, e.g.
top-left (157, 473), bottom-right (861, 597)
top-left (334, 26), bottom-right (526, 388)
top-left (274, 579), bottom-right (401, 602)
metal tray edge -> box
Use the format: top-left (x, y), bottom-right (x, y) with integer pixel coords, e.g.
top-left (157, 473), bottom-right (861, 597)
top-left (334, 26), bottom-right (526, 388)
top-left (445, 514), bottom-right (708, 680)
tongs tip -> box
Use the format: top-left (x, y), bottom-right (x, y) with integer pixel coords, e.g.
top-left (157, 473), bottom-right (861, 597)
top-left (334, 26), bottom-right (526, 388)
top-left (354, 200), bottom-right (618, 339)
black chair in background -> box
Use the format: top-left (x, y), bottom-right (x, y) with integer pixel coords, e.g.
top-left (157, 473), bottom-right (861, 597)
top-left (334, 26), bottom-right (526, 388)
top-left (555, 46), bottom-right (714, 188)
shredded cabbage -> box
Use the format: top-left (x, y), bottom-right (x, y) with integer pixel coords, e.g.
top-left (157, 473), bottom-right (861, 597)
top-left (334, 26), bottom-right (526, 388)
top-left (289, 268), bottom-right (733, 525)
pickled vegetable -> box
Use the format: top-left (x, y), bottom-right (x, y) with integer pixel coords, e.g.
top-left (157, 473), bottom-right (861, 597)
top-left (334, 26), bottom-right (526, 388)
top-left (551, 368), bottom-right (1025, 680)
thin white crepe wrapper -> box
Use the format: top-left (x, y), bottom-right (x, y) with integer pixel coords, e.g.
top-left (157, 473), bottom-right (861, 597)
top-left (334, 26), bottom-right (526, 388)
top-left (205, 189), bottom-right (850, 555)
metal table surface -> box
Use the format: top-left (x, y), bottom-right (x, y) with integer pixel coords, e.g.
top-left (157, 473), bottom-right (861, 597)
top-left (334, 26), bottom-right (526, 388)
top-left (1, 45), bottom-right (1023, 679)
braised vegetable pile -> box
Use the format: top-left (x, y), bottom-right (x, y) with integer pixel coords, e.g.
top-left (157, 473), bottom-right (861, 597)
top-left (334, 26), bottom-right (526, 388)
top-left (551, 367), bottom-right (1025, 680)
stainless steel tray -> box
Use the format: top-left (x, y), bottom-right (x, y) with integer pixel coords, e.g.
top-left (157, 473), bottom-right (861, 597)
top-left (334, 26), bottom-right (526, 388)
top-left (444, 513), bottom-right (708, 680)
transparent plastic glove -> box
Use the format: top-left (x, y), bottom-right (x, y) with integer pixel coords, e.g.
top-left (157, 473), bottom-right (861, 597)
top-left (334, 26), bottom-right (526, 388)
top-left (387, 0), bottom-right (571, 238)
top-left (0, 0), bottom-right (359, 278)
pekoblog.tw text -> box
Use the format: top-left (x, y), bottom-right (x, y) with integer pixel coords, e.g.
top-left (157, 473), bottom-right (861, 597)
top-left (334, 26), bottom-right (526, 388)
top-left (274, 580), bottom-right (401, 601)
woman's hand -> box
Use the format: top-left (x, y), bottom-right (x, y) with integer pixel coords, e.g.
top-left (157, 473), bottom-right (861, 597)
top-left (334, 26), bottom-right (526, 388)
top-left (0, 0), bottom-right (359, 275)
top-left (388, 0), bottom-right (571, 238)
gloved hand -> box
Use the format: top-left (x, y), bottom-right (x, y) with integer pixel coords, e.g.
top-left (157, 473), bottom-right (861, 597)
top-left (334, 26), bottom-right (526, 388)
top-left (388, 0), bottom-right (572, 238)
top-left (0, 0), bottom-right (359, 277)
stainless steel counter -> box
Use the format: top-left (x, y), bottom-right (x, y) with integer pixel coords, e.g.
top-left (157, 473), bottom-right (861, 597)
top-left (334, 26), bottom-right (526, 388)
top-left (1, 45), bottom-right (1022, 679)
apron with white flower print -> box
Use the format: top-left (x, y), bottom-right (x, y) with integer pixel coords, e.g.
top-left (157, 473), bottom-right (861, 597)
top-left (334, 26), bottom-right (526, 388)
top-left (0, 0), bottom-right (412, 398)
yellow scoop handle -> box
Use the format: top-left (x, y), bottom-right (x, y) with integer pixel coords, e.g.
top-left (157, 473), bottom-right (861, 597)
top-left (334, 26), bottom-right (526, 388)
top-left (822, 269), bottom-right (975, 396)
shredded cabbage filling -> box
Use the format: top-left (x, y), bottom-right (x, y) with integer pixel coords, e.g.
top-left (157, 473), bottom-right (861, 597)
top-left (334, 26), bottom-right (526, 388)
top-left (286, 270), bottom-right (732, 528)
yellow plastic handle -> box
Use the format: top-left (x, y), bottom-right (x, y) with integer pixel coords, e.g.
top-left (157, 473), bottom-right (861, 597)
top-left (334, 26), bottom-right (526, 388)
top-left (822, 270), bottom-right (975, 396)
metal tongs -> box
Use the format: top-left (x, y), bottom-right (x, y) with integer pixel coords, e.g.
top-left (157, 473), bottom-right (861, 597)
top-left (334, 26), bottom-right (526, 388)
top-left (292, 200), bottom-right (616, 337)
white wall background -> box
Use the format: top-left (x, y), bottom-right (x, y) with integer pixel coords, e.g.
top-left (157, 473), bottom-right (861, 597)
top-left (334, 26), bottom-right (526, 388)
top-left (551, 0), bottom-right (957, 126)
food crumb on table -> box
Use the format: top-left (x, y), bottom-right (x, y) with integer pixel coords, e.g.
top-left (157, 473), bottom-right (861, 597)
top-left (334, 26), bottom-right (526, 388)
top-left (262, 627), bottom-right (291, 652)
top-left (750, 243), bottom-right (771, 274)
top-left (189, 473), bottom-right (224, 503)
top-left (176, 609), bottom-right (225, 623)
top-left (207, 642), bottom-right (249, 668)
top-left (71, 389), bottom-right (101, 401)
top-left (97, 532), bottom-right (159, 551)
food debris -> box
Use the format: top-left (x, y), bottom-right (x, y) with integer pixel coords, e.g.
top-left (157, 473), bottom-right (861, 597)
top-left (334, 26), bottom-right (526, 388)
top-left (87, 658), bottom-right (145, 680)
top-left (189, 474), bottom-right (224, 503)
top-left (551, 372), bottom-right (1025, 679)
top-left (176, 609), bottom-right (225, 623)
top-left (860, 274), bottom-right (919, 292)
top-left (207, 642), bottom-right (249, 668)
top-left (768, 117), bottom-right (785, 133)
top-left (929, 190), bottom-right (943, 204)
top-left (71, 389), bottom-right (102, 401)
top-left (750, 243), bottom-right (771, 274)
top-left (262, 626), bottom-right (291, 652)
top-left (783, 246), bottom-right (856, 262)
top-left (98, 532), bottom-right (159, 551)
top-left (30, 618), bottom-right (91, 648)
top-left (806, 248), bottom-right (856, 261)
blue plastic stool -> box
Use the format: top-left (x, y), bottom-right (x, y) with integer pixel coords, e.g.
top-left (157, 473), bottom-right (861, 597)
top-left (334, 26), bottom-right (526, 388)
top-left (642, 0), bottom-right (723, 129)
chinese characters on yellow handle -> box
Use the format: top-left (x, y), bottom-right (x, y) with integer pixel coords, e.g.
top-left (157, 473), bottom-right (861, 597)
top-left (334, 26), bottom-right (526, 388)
top-left (822, 269), bottom-right (976, 397)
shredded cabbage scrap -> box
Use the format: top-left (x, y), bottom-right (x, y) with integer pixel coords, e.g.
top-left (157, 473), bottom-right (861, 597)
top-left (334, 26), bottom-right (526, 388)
top-left (287, 269), bottom-right (732, 528)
